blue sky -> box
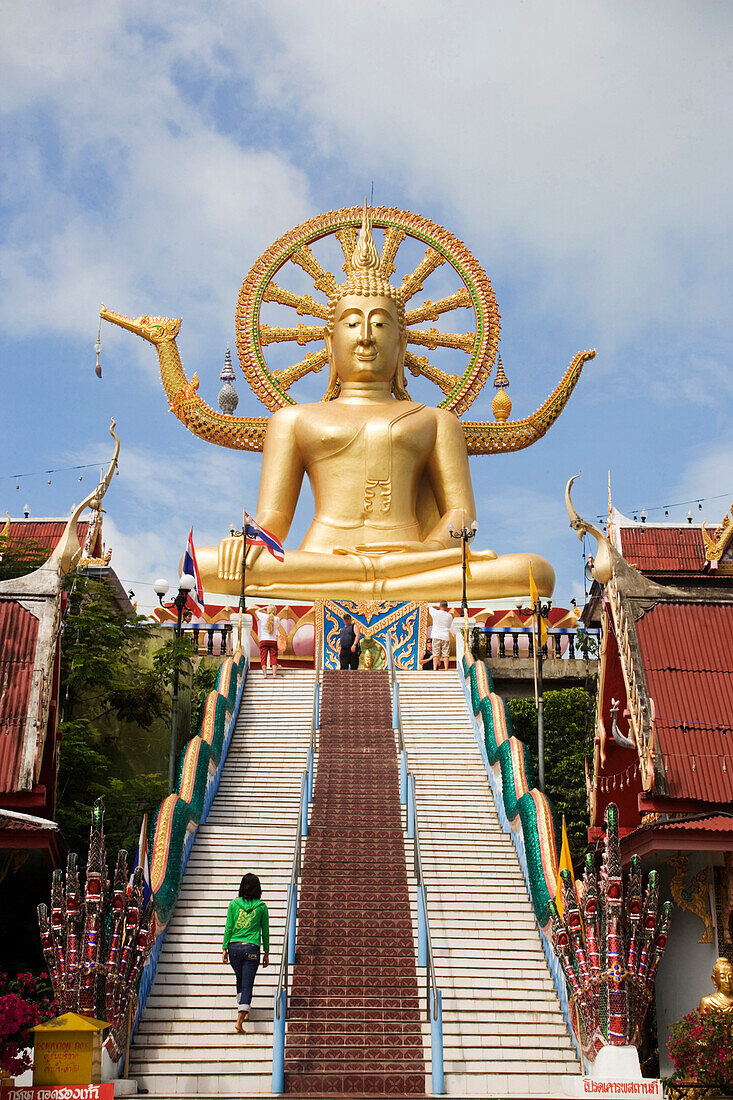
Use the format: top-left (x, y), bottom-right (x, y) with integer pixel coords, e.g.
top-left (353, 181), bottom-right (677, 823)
top-left (2, 1), bottom-right (732, 612)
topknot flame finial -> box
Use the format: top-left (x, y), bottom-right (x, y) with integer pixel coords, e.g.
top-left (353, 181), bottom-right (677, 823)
top-left (351, 200), bottom-right (380, 273)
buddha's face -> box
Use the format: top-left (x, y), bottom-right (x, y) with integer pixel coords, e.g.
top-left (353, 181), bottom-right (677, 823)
top-left (325, 295), bottom-right (406, 386)
top-left (714, 961), bottom-right (733, 996)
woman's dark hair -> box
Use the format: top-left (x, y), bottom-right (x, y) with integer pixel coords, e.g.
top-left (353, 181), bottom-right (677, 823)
top-left (239, 873), bottom-right (262, 900)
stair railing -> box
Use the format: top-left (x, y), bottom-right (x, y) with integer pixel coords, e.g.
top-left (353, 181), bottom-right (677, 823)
top-left (407, 771), bottom-right (444, 1096)
top-left (386, 639), bottom-right (444, 1095)
top-left (386, 637), bottom-right (408, 803)
top-left (272, 674), bottom-right (320, 1094)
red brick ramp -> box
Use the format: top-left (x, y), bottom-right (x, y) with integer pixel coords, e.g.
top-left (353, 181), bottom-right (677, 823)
top-left (284, 669), bottom-right (426, 1096)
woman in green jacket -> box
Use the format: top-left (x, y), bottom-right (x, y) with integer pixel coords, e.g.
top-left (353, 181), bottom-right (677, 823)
top-left (222, 873), bottom-right (270, 1032)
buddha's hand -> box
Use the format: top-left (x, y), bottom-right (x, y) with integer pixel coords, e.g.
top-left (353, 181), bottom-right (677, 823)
top-left (218, 537), bottom-right (243, 581)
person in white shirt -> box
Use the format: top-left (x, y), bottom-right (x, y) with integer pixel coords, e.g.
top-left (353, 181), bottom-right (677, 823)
top-left (255, 605), bottom-right (285, 677)
top-left (429, 601), bottom-right (454, 670)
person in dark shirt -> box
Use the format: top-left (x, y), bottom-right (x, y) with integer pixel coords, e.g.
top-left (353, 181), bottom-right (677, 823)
top-left (339, 613), bottom-right (361, 670)
top-left (419, 638), bottom-right (437, 669)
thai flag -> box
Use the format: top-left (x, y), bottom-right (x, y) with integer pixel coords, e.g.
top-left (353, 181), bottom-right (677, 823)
top-left (182, 527), bottom-right (205, 607)
top-left (244, 511), bottom-right (285, 562)
top-left (131, 813), bottom-right (153, 912)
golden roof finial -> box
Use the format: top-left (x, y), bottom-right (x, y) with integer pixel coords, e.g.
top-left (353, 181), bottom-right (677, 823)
top-left (351, 200), bottom-right (380, 273)
top-left (492, 352), bottom-right (512, 422)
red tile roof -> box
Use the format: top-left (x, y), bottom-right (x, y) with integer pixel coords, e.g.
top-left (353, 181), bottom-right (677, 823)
top-left (619, 525), bottom-right (707, 573)
top-left (0, 600), bottom-right (39, 792)
top-left (0, 809), bottom-right (59, 833)
top-left (636, 601), bottom-right (733, 804)
top-left (5, 518), bottom-right (93, 556)
top-left (651, 814), bottom-right (733, 832)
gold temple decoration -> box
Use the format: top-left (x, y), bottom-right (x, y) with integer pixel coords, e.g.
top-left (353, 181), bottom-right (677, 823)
top-left (49, 419), bottom-right (120, 575)
top-left (699, 957), bottom-right (733, 1013)
top-left (101, 204), bottom-right (594, 455)
top-left (664, 855), bottom-right (714, 944)
top-left (702, 502), bottom-right (733, 573)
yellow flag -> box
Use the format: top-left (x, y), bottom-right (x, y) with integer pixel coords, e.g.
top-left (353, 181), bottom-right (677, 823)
top-left (555, 816), bottom-right (576, 919)
top-left (528, 562), bottom-right (539, 608)
top-left (464, 541), bottom-right (473, 580)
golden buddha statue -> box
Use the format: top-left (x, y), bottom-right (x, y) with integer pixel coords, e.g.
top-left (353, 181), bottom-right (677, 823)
top-left (699, 957), bottom-right (733, 1014)
top-left (101, 204), bottom-right (595, 601)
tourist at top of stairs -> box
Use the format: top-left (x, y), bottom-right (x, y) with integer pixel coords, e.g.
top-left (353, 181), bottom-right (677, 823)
top-left (429, 601), bottom-right (454, 669)
top-left (255, 605), bottom-right (286, 677)
top-left (338, 613), bottom-right (362, 670)
top-left (222, 873), bottom-right (270, 1033)
top-left (419, 637), bottom-right (438, 670)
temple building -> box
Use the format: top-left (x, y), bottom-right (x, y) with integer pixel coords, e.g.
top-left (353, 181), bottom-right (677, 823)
top-left (579, 491), bottom-right (733, 1072)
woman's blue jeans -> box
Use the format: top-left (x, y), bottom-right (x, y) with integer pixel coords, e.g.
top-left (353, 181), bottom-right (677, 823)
top-left (228, 942), bottom-right (260, 1010)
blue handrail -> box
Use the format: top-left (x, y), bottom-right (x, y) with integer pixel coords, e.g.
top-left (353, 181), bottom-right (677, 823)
top-left (272, 674), bottom-right (319, 1093)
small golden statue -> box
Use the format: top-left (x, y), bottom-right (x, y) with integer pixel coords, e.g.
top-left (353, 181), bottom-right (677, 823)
top-left (699, 957), bottom-right (733, 1014)
top-left (102, 204), bottom-right (595, 602)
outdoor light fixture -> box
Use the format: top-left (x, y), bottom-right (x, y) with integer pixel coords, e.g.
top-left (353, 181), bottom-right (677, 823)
top-left (449, 520), bottom-right (479, 619)
top-left (153, 578), bottom-right (169, 604)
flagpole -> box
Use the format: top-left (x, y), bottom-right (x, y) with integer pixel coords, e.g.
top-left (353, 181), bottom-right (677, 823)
top-left (536, 593), bottom-right (545, 793)
top-left (238, 514), bottom-right (247, 649)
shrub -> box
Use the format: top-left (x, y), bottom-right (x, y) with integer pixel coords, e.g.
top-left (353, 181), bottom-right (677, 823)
top-left (668, 1009), bottom-right (733, 1090)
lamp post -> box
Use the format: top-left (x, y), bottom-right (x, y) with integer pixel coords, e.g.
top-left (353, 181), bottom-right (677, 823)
top-left (154, 573), bottom-right (196, 790)
top-left (448, 519), bottom-right (479, 622)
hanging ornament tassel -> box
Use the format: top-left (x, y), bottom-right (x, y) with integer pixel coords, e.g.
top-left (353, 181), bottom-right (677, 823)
top-left (94, 317), bottom-right (102, 379)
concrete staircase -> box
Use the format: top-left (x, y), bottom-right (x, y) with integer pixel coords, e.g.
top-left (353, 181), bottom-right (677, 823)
top-left (130, 669), bottom-right (316, 1097)
top-left (397, 669), bottom-right (581, 1098)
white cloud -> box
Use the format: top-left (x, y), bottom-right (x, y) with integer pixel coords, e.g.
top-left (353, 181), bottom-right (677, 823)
top-left (0, 2), bottom-right (313, 354)
top-left (674, 443), bottom-right (733, 513)
top-left (241, 0), bottom-right (733, 350)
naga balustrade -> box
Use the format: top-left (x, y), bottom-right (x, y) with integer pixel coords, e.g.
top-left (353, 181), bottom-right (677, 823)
top-left (387, 637), bottom-right (445, 1097)
top-left (456, 632), bottom-right (583, 1062)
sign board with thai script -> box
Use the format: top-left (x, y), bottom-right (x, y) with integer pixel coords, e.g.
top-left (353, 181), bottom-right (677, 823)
top-left (1, 1086), bottom-right (114, 1100)
top-left (563, 1080), bottom-right (663, 1098)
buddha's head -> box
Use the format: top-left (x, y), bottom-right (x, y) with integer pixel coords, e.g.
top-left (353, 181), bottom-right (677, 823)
top-left (712, 958), bottom-right (733, 997)
top-left (323, 204), bottom-right (408, 400)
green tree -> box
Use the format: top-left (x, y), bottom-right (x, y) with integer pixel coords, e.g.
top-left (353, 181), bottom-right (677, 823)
top-left (506, 686), bottom-right (595, 866)
top-left (57, 573), bottom-right (176, 855)
top-left (0, 533), bottom-right (47, 581)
